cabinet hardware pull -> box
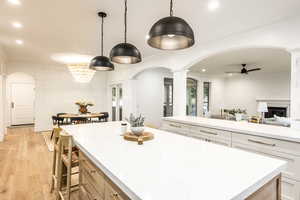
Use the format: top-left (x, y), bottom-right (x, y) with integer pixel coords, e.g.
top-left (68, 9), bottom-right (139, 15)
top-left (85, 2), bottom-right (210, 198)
top-left (111, 193), bottom-right (119, 200)
top-left (200, 130), bottom-right (218, 135)
top-left (170, 124), bottom-right (182, 128)
top-left (248, 139), bottom-right (276, 147)
top-left (89, 170), bottom-right (96, 174)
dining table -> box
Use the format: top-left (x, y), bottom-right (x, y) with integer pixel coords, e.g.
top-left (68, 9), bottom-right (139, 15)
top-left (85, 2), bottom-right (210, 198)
top-left (59, 113), bottom-right (104, 121)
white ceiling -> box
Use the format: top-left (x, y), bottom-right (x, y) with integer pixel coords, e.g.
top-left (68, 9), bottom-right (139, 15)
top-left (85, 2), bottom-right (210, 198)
top-left (190, 48), bottom-right (291, 75)
top-left (1, 0), bottom-right (300, 64)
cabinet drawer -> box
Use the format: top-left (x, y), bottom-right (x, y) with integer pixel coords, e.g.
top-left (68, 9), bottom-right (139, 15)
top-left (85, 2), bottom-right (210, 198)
top-left (81, 168), bottom-right (104, 200)
top-left (190, 126), bottom-right (231, 139)
top-left (189, 126), bottom-right (231, 146)
top-left (282, 177), bottom-right (300, 200)
top-left (232, 137), bottom-right (300, 180)
top-left (161, 121), bottom-right (190, 135)
top-left (79, 186), bottom-right (91, 200)
top-left (104, 178), bottom-right (128, 200)
top-left (80, 152), bottom-right (105, 198)
top-left (232, 132), bottom-right (300, 156)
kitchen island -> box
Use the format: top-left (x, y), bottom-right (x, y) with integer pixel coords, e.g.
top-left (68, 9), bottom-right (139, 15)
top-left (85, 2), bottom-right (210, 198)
top-left (162, 116), bottom-right (300, 200)
top-left (62, 122), bottom-right (286, 200)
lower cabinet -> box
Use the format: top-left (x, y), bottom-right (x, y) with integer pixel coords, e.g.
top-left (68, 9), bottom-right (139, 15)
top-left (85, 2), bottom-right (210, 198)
top-left (231, 136), bottom-right (300, 200)
top-left (282, 177), bottom-right (300, 200)
top-left (162, 119), bottom-right (300, 200)
top-left (79, 152), bottom-right (129, 200)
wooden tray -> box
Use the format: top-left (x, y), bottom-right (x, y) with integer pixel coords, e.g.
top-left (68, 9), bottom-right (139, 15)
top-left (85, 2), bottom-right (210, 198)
top-left (123, 132), bottom-right (154, 145)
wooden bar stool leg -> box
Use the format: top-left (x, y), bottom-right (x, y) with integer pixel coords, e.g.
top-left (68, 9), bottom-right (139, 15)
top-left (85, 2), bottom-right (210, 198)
top-left (66, 137), bottom-right (72, 200)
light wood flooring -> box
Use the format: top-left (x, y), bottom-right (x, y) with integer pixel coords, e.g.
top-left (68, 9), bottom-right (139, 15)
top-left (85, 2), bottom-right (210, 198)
top-left (0, 127), bottom-right (79, 200)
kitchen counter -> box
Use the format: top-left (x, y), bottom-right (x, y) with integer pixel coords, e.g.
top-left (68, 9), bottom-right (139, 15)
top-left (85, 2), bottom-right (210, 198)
top-left (62, 122), bottom-right (286, 200)
top-left (164, 116), bottom-right (300, 143)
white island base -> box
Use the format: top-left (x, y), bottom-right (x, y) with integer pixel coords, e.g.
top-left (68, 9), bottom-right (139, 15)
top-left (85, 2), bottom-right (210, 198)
top-left (62, 122), bottom-right (286, 200)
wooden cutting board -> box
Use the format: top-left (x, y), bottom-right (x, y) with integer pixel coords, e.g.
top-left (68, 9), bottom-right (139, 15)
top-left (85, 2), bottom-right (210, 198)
top-left (123, 132), bottom-right (154, 145)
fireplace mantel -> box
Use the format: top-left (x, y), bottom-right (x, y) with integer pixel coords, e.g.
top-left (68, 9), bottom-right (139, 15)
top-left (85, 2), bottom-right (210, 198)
top-left (256, 98), bottom-right (290, 117)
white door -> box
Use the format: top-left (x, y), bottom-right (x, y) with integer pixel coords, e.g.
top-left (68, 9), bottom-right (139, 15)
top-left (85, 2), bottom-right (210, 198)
top-left (11, 83), bottom-right (35, 125)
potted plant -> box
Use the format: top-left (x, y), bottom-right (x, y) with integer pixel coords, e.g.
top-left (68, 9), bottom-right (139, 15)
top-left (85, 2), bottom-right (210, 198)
top-left (75, 101), bottom-right (94, 114)
top-left (223, 109), bottom-right (247, 121)
top-left (234, 109), bottom-right (247, 121)
top-left (126, 114), bottom-right (145, 136)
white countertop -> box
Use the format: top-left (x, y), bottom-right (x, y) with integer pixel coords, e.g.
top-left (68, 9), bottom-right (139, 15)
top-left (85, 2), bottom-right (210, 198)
top-left (62, 122), bottom-right (286, 200)
top-left (164, 116), bottom-right (300, 143)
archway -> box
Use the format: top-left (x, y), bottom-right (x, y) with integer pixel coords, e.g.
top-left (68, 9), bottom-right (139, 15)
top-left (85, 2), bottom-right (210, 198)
top-left (185, 47), bottom-right (291, 119)
top-left (131, 67), bottom-right (173, 128)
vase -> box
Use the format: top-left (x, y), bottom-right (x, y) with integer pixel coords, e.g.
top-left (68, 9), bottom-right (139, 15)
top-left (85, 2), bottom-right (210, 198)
top-left (130, 126), bottom-right (145, 136)
top-left (79, 106), bottom-right (88, 114)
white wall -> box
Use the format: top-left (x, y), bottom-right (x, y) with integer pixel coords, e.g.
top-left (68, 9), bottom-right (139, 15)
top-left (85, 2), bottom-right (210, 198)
top-left (223, 71), bottom-right (290, 116)
top-left (6, 62), bottom-right (108, 132)
top-left (0, 47), bottom-right (6, 141)
top-left (134, 68), bottom-right (172, 127)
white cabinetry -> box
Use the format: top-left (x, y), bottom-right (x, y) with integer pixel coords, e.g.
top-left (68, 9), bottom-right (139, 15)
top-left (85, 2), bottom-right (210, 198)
top-left (161, 121), bottom-right (190, 136)
top-left (189, 125), bottom-right (231, 146)
top-left (161, 119), bottom-right (300, 200)
top-left (231, 133), bottom-right (300, 200)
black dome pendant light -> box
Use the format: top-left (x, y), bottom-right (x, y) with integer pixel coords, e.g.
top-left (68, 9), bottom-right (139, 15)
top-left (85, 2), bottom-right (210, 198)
top-left (90, 12), bottom-right (114, 71)
top-left (147, 0), bottom-right (195, 50)
top-left (110, 0), bottom-right (142, 64)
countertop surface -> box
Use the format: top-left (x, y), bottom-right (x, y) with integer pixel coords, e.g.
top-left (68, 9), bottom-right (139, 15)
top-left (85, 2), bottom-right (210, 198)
top-left (62, 122), bottom-right (286, 200)
top-left (164, 116), bottom-right (300, 143)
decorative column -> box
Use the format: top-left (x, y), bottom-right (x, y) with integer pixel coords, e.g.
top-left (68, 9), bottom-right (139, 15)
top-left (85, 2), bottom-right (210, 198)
top-left (173, 69), bottom-right (188, 116)
top-left (290, 49), bottom-right (300, 129)
top-left (122, 79), bottom-right (137, 118)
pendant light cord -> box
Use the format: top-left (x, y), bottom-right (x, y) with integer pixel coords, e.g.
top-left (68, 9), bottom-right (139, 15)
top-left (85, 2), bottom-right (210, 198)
top-left (101, 16), bottom-right (104, 56)
top-left (170, 0), bottom-right (174, 16)
top-left (124, 0), bottom-right (128, 43)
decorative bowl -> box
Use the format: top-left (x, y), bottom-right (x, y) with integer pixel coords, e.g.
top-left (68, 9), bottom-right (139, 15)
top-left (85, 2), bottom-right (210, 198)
top-left (130, 126), bottom-right (145, 136)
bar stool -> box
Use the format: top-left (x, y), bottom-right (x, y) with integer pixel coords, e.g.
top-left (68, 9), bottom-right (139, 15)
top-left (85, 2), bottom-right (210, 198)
top-left (57, 133), bottom-right (79, 200)
top-left (50, 128), bottom-right (79, 200)
top-left (50, 127), bottom-right (62, 193)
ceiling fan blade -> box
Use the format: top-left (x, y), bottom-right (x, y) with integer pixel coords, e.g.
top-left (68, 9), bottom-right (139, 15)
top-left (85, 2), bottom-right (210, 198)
top-left (247, 68), bottom-right (261, 72)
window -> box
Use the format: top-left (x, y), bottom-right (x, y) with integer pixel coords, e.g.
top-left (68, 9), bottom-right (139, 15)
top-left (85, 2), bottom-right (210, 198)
top-left (203, 82), bottom-right (210, 115)
top-left (163, 78), bottom-right (173, 117)
top-left (186, 78), bottom-right (197, 116)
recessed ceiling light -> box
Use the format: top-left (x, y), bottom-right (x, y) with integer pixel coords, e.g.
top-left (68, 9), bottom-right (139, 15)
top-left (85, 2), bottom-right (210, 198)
top-left (202, 69), bottom-right (206, 72)
top-left (12, 21), bottom-right (23, 28)
top-left (7, 0), bottom-right (21, 5)
top-left (15, 40), bottom-right (23, 45)
top-left (208, 1), bottom-right (220, 11)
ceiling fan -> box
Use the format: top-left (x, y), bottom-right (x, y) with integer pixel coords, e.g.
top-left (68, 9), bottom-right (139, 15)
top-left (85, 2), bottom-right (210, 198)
top-left (225, 64), bottom-right (261, 74)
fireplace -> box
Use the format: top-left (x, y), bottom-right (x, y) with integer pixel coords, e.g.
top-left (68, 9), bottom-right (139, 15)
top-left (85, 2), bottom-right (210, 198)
top-left (265, 107), bottom-right (287, 118)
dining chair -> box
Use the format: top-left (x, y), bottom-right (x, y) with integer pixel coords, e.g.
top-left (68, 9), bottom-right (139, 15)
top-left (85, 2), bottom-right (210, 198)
top-left (51, 116), bottom-right (64, 140)
top-left (57, 113), bottom-right (70, 125)
top-left (97, 112), bottom-right (109, 122)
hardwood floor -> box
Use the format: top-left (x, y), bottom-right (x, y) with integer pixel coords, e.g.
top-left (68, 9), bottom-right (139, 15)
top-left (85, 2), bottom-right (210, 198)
top-left (0, 127), bottom-right (79, 200)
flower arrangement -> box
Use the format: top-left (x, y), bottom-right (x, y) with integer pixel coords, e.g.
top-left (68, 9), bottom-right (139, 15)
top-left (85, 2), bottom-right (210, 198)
top-left (224, 109), bottom-right (247, 115)
top-left (75, 101), bottom-right (94, 114)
